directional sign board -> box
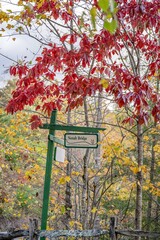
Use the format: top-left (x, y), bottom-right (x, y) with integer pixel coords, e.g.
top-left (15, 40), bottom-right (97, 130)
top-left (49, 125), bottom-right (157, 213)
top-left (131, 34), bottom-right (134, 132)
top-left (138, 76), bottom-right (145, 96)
top-left (64, 133), bottom-right (98, 148)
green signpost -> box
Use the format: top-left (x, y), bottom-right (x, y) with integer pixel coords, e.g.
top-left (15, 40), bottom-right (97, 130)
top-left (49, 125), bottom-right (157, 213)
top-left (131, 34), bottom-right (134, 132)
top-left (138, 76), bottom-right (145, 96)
top-left (40, 109), bottom-right (105, 234)
top-left (40, 110), bottom-right (57, 232)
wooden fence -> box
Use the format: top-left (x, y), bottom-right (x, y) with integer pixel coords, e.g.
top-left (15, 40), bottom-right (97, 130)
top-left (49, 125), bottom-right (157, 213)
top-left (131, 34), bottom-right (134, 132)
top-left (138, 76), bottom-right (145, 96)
top-left (0, 218), bottom-right (160, 240)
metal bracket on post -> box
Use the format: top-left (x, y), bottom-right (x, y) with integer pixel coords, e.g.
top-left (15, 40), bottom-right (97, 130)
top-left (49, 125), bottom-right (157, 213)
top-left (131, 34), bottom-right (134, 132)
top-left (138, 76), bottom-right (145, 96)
top-left (48, 134), bottom-right (64, 145)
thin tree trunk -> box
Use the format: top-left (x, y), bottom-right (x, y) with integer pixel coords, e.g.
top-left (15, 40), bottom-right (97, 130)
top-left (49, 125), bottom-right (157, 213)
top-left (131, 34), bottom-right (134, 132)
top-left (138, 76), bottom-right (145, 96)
top-left (64, 0), bottom-right (74, 228)
top-left (154, 196), bottom-right (160, 240)
top-left (74, 160), bottom-right (78, 230)
top-left (81, 149), bottom-right (89, 230)
top-left (81, 98), bottom-right (90, 230)
top-left (135, 123), bottom-right (143, 240)
top-left (91, 93), bottom-right (103, 240)
top-left (147, 68), bottom-right (159, 239)
top-left (153, 72), bottom-right (160, 239)
top-left (64, 110), bottom-right (72, 229)
top-left (146, 138), bottom-right (156, 239)
top-left (88, 92), bottom-right (102, 233)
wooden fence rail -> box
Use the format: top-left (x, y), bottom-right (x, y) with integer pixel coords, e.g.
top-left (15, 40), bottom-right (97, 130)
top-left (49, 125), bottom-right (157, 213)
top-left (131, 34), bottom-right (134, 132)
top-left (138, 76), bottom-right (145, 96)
top-left (0, 230), bottom-right (29, 240)
top-left (0, 218), bottom-right (160, 240)
top-left (39, 229), bottom-right (109, 238)
top-left (116, 230), bottom-right (160, 238)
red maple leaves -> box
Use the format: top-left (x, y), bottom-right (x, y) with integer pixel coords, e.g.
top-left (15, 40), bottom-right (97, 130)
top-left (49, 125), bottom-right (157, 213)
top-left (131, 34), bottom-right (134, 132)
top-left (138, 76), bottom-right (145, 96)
top-left (6, 0), bottom-right (160, 125)
top-left (30, 115), bottom-right (42, 130)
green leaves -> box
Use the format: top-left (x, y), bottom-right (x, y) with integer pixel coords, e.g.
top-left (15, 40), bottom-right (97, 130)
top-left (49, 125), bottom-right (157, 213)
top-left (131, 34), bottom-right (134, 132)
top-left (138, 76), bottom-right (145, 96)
top-left (98, 0), bottom-right (109, 12)
top-left (98, 0), bottom-right (118, 13)
top-left (90, 6), bottom-right (97, 29)
top-left (98, 0), bottom-right (118, 34)
top-left (90, 0), bottom-right (118, 34)
top-left (104, 18), bottom-right (118, 34)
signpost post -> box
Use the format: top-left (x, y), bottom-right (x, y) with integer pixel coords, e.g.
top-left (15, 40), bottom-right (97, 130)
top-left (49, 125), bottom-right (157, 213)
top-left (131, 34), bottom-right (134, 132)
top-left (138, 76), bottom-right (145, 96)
top-left (40, 109), bottom-right (105, 235)
top-left (41, 110), bottom-right (57, 232)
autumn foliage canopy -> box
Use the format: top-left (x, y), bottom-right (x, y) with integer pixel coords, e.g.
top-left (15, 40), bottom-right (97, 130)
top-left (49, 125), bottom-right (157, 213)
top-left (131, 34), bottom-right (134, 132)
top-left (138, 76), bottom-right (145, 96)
top-left (6, 0), bottom-right (160, 126)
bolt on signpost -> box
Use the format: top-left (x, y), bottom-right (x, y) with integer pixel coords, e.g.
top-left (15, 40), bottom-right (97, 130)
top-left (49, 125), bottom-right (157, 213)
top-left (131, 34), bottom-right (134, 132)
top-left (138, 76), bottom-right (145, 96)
top-left (40, 110), bottom-right (105, 237)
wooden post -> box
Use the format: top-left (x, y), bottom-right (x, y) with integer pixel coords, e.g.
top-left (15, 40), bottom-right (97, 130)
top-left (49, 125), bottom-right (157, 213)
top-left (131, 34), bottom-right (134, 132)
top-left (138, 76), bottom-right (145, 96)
top-left (109, 216), bottom-right (118, 240)
top-left (29, 219), bottom-right (38, 240)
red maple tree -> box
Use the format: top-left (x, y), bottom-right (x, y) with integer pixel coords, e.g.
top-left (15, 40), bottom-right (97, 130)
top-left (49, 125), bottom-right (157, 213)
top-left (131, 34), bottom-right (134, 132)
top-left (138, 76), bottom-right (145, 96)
top-left (6, 0), bottom-right (160, 127)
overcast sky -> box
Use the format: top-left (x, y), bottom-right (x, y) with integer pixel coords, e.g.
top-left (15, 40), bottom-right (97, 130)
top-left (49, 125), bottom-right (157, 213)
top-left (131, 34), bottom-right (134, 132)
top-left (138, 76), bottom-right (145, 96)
top-left (0, 0), bottom-right (41, 87)
top-left (0, 34), bottom-right (42, 87)
top-left (0, 0), bottom-right (87, 88)
top-left (0, 0), bottom-right (63, 88)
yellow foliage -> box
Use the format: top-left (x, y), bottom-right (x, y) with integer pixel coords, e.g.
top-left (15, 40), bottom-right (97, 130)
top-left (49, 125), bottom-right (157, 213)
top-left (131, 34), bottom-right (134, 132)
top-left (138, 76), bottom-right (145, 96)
top-left (130, 166), bottom-right (137, 174)
top-left (153, 144), bottom-right (160, 153)
top-left (58, 176), bottom-right (71, 185)
top-left (154, 72), bottom-right (159, 77)
top-left (130, 165), bottom-right (147, 175)
top-left (36, 0), bottom-right (45, 8)
top-left (6, 24), bottom-right (14, 29)
top-left (25, 169), bottom-right (34, 177)
top-left (1, 164), bottom-right (7, 169)
top-left (19, 139), bottom-right (25, 145)
top-left (69, 220), bottom-right (82, 229)
top-left (91, 207), bottom-right (97, 213)
top-left (72, 171), bottom-right (80, 176)
top-left (122, 157), bottom-right (131, 165)
top-left (143, 185), bottom-right (149, 191)
top-left (17, 169), bottom-right (21, 174)
top-left (143, 136), bottom-right (149, 141)
top-left (4, 198), bottom-right (9, 203)
top-left (18, 0), bottom-right (23, 6)
top-left (49, 215), bottom-right (56, 221)
top-left (131, 182), bottom-right (137, 189)
top-left (52, 169), bottom-right (59, 176)
top-left (100, 78), bottom-right (109, 88)
top-left (33, 164), bottom-right (40, 171)
top-left (13, 15), bottom-right (21, 21)
top-left (157, 182), bottom-right (160, 187)
top-left (0, 10), bottom-right (9, 22)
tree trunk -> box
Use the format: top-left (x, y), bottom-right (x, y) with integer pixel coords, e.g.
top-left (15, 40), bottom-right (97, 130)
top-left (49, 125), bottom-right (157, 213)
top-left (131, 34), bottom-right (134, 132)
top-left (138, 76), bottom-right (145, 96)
top-left (92, 92), bottom-right (102, 230)
top-left (135, 123), bottom-right (143, 240)
top-left (64, 0), bottom-right (74, 228)
top-left (146, 138), bottom-right (156, 239)
top-left (81, 149), bottom-right (89, 230)
top-left (147, 72), bottom-right (159, 239)
top-left (74, 159), bottom-right (78, 230)
top-left (154, 196), bottom-right (160, 240)
top-left (64, 111), bottom-right (72, 229)
top-left (81, 99), bottom-right (90, 230)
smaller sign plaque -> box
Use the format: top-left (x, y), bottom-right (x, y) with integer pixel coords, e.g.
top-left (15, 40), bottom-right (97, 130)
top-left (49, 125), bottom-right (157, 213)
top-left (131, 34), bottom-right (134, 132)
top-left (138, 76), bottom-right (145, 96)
top-left (54, 147), bottom-right (65, 162)
top-left (64, 133), bottom-right (98, 148)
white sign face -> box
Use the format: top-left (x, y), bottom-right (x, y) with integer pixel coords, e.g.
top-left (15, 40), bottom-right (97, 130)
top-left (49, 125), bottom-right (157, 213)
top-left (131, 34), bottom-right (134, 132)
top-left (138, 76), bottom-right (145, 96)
top-left (64, 133), bottom-right (98, 148)
top-left (54, 147), bottom-right (65, 162)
